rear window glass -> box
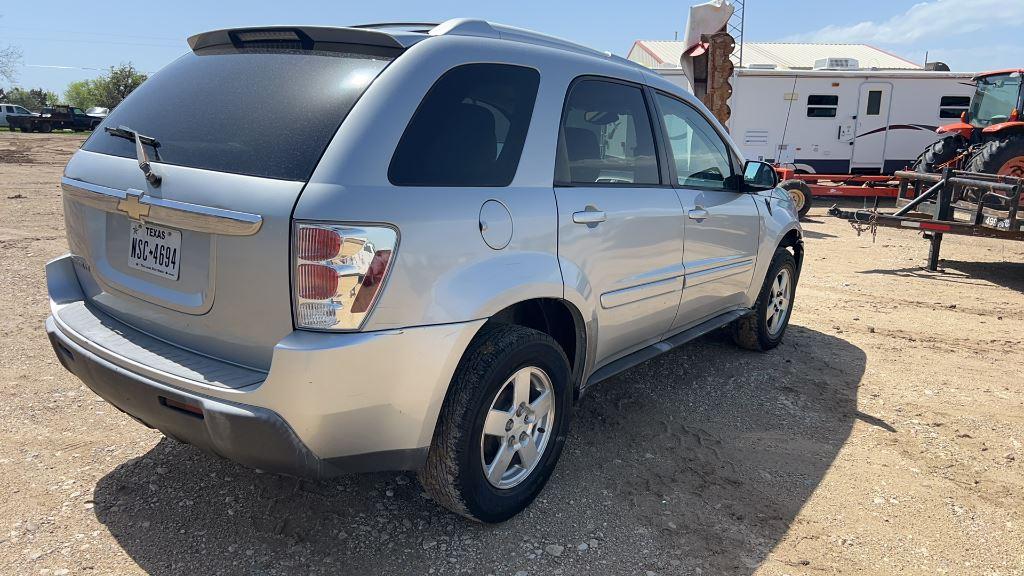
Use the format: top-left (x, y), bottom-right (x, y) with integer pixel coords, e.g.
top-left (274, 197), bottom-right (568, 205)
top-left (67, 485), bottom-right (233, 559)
top-left (83, 49), bottom-right (393, 181)
top-left (388, 63), bottom-right (540, 187)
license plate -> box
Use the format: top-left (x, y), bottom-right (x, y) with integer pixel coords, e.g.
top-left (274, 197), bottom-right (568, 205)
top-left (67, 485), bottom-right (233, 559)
top-left (128, 222), bottom-right (181, 280)
top-left (984, 215), bottom-right (1009, 230)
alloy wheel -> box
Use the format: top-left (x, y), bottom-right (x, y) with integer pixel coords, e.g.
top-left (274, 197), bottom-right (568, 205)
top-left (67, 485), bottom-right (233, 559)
top-left (479, 366), bottom-right (556, 489)
top-left (766, 268), bottom-right (792, 336)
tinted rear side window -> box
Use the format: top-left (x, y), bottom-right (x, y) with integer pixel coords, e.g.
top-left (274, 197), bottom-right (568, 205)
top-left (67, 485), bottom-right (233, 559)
top-left (556, 79), bottom-right (660, 185)
top-left (388, 64), bottom-right (540, 187)
top-left (82, 49), bottom-right (393, 181)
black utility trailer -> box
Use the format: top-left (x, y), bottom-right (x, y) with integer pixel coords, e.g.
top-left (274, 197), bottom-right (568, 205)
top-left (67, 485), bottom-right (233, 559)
top-left (829, 169), bottom-right (1023, 271)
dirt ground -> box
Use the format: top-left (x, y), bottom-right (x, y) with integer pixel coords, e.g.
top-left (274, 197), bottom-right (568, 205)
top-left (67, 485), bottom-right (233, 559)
top-left (1, 131), bottom-right (1022, 576)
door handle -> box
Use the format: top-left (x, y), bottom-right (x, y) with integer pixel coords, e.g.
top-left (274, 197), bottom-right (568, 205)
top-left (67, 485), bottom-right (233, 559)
top-left (572, 209), bottom-right (607, 226)
top-left (688, 208), bottom-right (709, 221)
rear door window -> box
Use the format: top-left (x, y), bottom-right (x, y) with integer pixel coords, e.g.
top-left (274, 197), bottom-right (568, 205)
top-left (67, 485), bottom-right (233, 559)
top-left (388, 63), bottom-right (540, 187)
top-left (556, 79), bottom-right (660, 186)
top-left (83, 49), bottom-right (393, 182)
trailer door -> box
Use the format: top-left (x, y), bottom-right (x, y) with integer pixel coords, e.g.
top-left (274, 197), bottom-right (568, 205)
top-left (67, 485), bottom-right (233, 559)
top-left (851, 82), bottom-right (893, 171)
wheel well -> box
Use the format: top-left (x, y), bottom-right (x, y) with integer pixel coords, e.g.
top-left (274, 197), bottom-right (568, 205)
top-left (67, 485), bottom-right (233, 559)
top-left (779, 229), bottom-right (804, 279)
top-left (486, 299), bottom-right (586, 393)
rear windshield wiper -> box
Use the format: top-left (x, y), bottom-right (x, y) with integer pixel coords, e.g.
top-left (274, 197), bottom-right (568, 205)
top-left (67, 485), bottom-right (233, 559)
top-left (105, 125), bottom-right (160, 148)
top-left (104, 125), bottom-right (162, 186)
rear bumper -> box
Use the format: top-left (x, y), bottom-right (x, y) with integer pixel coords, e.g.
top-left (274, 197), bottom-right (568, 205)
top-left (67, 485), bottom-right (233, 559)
top-left (45, 254), bottom-right (484, 478)
top-left (47, 316), bottom-right (358, 478)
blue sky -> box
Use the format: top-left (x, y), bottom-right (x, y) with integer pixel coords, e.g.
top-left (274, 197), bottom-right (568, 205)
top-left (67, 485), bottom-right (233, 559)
top-left (2, 0), bottom-right (1023, 94)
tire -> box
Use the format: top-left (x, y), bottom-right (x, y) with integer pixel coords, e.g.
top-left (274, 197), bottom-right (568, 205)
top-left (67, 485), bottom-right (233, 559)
top-left (419, 323), bottom-right (572, 523)
top-left (778, 178), bottom-right (813, 218)
top-left (913, 134), bottom-right (965, 173)
top-left (40, 123), bottom-right (52, 133)
top-left (732, 248), bottom-right (798, 351)
top-left (19, 127), bottom-right (29, 133)
top-left (964, 135), bottom-right (1024, 207)
top-left (966, 135), bottom-right (1024, 178)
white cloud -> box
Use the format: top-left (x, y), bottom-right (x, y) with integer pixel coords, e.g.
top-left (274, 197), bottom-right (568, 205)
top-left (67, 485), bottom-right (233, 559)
top-left (787, 0), bottom-right (1024, 45)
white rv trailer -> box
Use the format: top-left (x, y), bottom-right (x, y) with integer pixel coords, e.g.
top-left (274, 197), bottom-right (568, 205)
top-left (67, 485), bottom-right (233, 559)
top-left (658, 67), bottom-right (976, 174)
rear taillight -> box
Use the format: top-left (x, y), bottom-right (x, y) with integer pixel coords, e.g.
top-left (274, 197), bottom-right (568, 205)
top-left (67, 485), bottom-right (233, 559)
top-left (293, 223), bottom-right (398, 331)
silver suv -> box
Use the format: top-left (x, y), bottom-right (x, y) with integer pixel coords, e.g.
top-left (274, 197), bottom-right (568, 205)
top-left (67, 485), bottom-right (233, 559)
top-left (45, 20), bottom-right (803, 522)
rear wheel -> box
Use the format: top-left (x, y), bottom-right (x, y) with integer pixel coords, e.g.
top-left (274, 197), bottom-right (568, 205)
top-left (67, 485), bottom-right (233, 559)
top-left (732, 248), bottom-right (797, 351)
top-left (966, 135), bottom-right (1024, 206)
top-left (967, 135), bottom-right (1024, 178)
top-left (39, 123), bottom-right (52, 133)
top-left (779, 179), bottom-right (813, 218)
top-left (419, 324), bottom-right (572, 523)
top-left (913, 134), bottom-right (965, 173)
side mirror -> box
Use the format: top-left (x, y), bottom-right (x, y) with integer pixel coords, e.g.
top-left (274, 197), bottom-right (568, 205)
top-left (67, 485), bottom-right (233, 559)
top-left (742, 160), bottom-right (779, 191)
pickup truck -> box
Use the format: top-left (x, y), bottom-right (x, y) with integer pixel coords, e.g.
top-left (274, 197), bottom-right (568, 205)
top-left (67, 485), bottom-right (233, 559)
top-left (7, 105), bottom-right (102, 133)
top-left (1, 103), bottom-right (37, 129)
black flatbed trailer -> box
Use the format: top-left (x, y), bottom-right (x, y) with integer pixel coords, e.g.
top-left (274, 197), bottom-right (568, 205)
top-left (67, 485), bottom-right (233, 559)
top-left (829, 169), bottom-right (1023, 271)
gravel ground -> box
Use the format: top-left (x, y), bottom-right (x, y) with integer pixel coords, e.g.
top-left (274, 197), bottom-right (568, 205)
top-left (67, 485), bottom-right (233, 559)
top-left (1, 132), bottom-right (1022, 575)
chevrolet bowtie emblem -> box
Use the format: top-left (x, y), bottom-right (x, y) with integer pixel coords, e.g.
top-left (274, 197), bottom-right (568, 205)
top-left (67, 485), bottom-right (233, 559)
top-left (117, 190), bottom-right (150, 221)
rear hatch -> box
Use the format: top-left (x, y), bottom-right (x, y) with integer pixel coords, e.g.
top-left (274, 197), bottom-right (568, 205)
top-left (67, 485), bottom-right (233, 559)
top-left (61, 30), bottom-right (400, 370)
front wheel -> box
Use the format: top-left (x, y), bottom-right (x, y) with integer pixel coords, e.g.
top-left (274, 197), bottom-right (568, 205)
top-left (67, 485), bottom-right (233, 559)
top-left (732, 248), bottom-right (798, 351)
top-left (913, 134), bottom-right (965, 173)
top-left (419, 324), bottom-right (572, 523)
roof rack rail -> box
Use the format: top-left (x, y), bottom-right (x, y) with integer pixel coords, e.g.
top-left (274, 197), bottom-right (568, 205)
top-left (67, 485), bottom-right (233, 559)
top-left (348, 22), bottom-right (440, 30)
top-left (427, 18), bottom-right (644, 69)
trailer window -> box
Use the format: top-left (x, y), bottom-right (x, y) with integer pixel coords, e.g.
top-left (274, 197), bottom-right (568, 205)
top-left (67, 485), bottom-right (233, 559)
top-left (866, 90), bottom-right (882, 116)
top-left (807, 94), bottom-right (838, 118)
top-left (939, 95), bottom-right (970, 119)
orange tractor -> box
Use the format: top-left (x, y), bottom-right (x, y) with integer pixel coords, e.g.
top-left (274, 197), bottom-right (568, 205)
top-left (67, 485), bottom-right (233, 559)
top-left (915, 69), bottom-right (1024, 180)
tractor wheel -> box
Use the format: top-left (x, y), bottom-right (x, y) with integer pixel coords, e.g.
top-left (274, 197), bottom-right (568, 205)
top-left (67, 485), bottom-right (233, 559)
top-left (967, 135), bottom-right (1024, 178)
top-left (913, 134), bottom-right (965, 173)
top-left (965, 135), bottom-right (1024, 207)
top-left (779, 179), bottom-right (812, 218)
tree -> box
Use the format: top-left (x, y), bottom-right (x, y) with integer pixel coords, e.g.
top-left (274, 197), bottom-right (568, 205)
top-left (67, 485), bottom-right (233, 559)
top-left (0, 45), bottom-right (21, 85)
top-left (0, 87), bottom-right (59, 110)
top-left (64, 63), bottom-right (147, 109)
top-left (98, 63), bottom-right (147, 107)
top-left (64, 79), bottom-right (102, 109)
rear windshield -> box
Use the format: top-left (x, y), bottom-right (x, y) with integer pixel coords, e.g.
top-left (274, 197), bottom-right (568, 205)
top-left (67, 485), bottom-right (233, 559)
top-left (83, 49), bottom-right (393, 181)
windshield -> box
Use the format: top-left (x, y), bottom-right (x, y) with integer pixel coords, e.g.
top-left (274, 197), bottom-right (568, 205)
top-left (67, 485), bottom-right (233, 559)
top-left (83, 48), bottom-right (394, 181)
top-left (969, 73), bottom-right (1023, 127)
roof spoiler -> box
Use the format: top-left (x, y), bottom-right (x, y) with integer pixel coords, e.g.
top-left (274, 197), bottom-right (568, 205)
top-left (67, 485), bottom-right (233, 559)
top-left (186, 26), bottom-right (417, 52)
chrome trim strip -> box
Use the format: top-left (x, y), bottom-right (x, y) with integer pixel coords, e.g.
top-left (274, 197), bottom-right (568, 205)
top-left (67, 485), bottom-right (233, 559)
top-left (600, 275), bottom-right (683, 309)
top-left (685, 254), bottom-right (752, 275)
top-left (61, 176), bottom-right (263, 236)
top-left (684, 259), bottom-right (753, 287)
